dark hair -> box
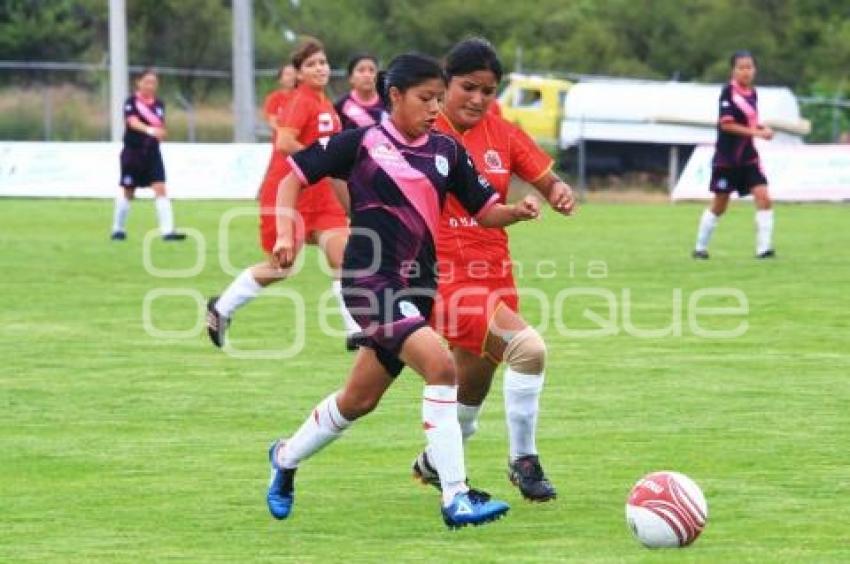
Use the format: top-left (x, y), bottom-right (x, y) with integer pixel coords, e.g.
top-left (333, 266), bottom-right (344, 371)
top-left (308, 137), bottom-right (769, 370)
top-left (291, 36), bottom-right (325, 70)
top-left (377, 53), bottom-right (445, 109)
top-left (135, 67), bottom-right (157, 81)
top-left (347, 53), bottom-right (378, 77)
top-left (445, 37), bottom-right (503, 81)
top-left (730, 50), bottom-right (756, 68)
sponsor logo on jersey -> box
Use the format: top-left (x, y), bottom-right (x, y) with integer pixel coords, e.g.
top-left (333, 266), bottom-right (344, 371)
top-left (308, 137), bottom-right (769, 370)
top-left (435, 155), bottom-right (449, 177)
top-left (370, 142), bottom-right (404, 163)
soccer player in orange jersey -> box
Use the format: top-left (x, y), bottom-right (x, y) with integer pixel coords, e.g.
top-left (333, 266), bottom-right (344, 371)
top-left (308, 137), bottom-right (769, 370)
top-left (412, 38), bottom-right (576, 502)
top-left (207, 38), bottom-right (360, 349)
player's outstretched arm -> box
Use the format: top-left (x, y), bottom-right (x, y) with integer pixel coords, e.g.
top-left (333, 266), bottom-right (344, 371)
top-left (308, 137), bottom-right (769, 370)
top-left (272, 172), bottom-right (305, 268)
top-left (533, 172), bottom-right (576, 216)
top-left (477, 195), bottom-right (540, 228)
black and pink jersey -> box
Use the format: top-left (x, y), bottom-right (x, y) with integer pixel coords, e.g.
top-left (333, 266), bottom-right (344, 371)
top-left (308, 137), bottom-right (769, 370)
top-left (334, 91), bottom-right (386, 130)
top-left (123, 95), bottom-right (165, 152)
top-left (288, 120), bottom-right (498, 292)
top-left (713, 82), bottom-right (760, 167)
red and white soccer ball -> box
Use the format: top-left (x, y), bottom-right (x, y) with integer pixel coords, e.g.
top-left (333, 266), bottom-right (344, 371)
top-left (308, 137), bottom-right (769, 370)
top-left (626, 471), bottom-right (708, 548)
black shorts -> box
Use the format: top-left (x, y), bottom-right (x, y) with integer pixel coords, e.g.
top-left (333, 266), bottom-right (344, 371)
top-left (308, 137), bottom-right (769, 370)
top-left (343, 280), bottom-right (436, 377)
top-left (120, 147), bottom-right (165, 188)
top-left (709, 163), bottom-right (767, 196)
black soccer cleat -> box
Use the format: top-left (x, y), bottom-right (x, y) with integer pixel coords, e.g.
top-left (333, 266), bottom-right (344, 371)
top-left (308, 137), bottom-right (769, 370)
top-left (692, 249), bottom-right (709, 260)
top-left (162, 231), bottom-right (187, 241)
top-left (508, 455), bottom-right (557, 502)
top-left (756, 249), bottom-right (776, 259)
top-left (412, 450), bottom-right (442, 491)
top-left (206, 296), bottom-right (230, 348)
top-left (110, 231), bottom-right (127, 241)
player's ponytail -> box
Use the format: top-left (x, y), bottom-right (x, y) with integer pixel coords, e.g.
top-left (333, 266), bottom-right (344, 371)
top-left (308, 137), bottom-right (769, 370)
top-left (380, 53), bottom-right (446, 110)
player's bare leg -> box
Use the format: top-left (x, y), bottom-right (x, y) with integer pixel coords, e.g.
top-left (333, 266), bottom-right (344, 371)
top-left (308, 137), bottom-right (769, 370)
top-left (315, 228), bottom-right (362, 350)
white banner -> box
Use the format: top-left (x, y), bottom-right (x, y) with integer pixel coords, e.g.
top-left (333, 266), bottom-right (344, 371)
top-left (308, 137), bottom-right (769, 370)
top-left (0, 142), bottom-right (271, 199)
top-left (672, 143), bottom-right (850, 201)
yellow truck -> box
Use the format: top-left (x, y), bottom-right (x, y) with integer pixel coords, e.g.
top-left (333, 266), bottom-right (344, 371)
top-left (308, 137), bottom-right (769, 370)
top-left (498, 73), bottom-right (573, 147)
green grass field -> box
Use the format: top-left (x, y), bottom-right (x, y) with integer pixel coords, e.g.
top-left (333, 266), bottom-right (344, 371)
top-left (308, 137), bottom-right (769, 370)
top-left (1, 198), bottom-right (848, 562)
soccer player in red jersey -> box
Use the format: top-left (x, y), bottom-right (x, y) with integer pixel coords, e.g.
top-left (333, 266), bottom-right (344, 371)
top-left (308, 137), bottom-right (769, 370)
top-left (254, 63), bottom-right (296, 201)
top-left (410, 38), bottom-right (576, 502)
top-left (693, 50), bottom-right (775, 259)
top-left (265, 53), bottom-right (543, 528)
top-left (207, 38), bottom-right (360, 349)
top-left (110, 68), bottom-right (185, 241)
top-left (334, 54), bottom-right (386, 130)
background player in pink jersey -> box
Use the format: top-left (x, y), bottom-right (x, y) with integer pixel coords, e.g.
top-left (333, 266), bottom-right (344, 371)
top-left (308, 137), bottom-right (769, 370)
top-left (110, 68), bottom-right (185, 241)
top-left (334, 53), bottom-right (386, 130)
top-left (411, 38), bottom-right (575, 502)
top-left (693, 50), bottom-right (776, 259)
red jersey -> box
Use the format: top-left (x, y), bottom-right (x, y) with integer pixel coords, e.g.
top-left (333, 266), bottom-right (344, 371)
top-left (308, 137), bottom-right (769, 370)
top-left (263, 89), bottom-right (293, 148)
top-left (434, 110), bottom-right (552, 279)
top-left (261, 83), bottom-right (342, 210)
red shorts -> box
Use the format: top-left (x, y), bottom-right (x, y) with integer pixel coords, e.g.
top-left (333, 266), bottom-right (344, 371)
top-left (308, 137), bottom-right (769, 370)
top-left (431, 274), bottom-right (519, 356)
top-left (258, 166), bottom-right (348, 254)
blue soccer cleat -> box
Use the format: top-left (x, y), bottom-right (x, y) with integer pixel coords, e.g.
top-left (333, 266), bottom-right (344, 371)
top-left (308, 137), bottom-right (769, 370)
top-left (267, 440), bottom-right (296, 520)
top-left (441, 489), bottom-right (510, 529)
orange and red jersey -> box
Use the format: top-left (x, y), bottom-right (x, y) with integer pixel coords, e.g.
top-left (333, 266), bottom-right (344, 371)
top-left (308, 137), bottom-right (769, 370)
top-left (433, 110), bottom-right (553, 280)
top-left (263, 88), bottom-right (293, 157)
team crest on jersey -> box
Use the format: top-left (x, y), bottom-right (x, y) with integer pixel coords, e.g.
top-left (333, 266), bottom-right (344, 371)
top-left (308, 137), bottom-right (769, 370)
top-left (398, 300), bottom-right (421, 319)
top-left (155, 107), bottom-right (163, 116)
top-left (435, 155), bottom-right (449, 176)
top-left (484, 149), bottom-right (503, 171)
top-left (317, 112), bottom-right (334, 133)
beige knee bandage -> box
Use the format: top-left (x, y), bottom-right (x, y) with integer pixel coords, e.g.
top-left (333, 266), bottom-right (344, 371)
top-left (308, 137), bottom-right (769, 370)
top-left (503, 326), bottom-right (547, 374)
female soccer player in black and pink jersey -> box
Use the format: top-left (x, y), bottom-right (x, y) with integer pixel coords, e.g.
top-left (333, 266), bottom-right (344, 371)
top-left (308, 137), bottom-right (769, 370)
top-left (264, 53), bottom-right (542, 529)
top-left (693, 50), bottom-right (775, 259)
top-left (111, 68), bottom-right (185, 241)
top-left (334, 54), bottom-right (386, 130)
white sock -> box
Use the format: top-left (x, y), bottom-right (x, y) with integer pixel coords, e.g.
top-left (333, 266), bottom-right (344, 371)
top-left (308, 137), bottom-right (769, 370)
top-left (215, 268), bottom-right (262, 318)
top-left (154, 197), bottom-right (175, 235)
top-left (112, 196), bottom-right (130, 232)
top-left (755, 209), bottom-right (774, 254)
top-left (695, 209), bottom-right (719, 252)
top-left (278, 392), bottom-right (351, 469)
top-left (504, 368), bottom-right (544, 462)
top-left (331, 280), bottom-right (361, 336)
top-left (422, 385), bottom-right (468, 505)
top-left (457, 402), bottom-right (482, 442)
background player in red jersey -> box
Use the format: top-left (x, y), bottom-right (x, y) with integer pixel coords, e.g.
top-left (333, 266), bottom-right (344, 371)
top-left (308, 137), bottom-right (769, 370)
top-left (411, 38), bottom-right (575, 502)
top-left (207, 38), bottom-right (360, 349)
top-left (334, 54), bottom-right (386, 130)
top-left (264, 63), bottom-right (296, 130)
top-left (693, 50), bottom-right (776, 259)
top-left (266, 53), bottom-right (541, 528)
top-left (110, 68), bottom-right (185, 241)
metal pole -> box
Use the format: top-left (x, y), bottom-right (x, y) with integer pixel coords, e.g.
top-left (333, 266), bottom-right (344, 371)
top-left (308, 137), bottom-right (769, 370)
top-left (668, 145), bottom-right (679, 193)
top-left (108, 0), bottom-right (128, 142)
top-left (232, 0), bottom-right (256, 142)
top-left (577, 116), bottom-right (587, 199)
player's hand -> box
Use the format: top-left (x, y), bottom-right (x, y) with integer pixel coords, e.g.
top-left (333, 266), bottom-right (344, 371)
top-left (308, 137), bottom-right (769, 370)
top-left (757, 125), bottom-right (774, 140)
top-left (272, 235), bottom-right (296, 269)
top-left (150, 127), bottom-right (166, 142)
top-left (547, 181), bottom-right (576, 216)
top-left (513, 195), bottom-right (541, 222)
